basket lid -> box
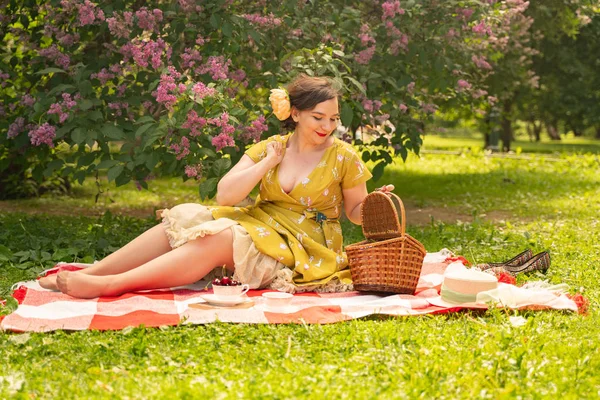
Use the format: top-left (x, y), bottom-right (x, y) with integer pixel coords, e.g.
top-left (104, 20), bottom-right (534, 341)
top-left (360, 191), bottom-right (406, 240)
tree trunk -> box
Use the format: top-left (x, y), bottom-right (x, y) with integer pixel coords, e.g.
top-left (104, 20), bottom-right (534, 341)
top-left (526, 122), bottom-right (534, 142)
top-left (534, 121), bottom-right (542, 142)
top-left (546, 121), bottom-right (561, 141)
top-left (526, 120), bottom-right (543, 142)
top-left (569, 121), bottom-right (583, 137)
top-left (501, 101), bottom-right (513, 152)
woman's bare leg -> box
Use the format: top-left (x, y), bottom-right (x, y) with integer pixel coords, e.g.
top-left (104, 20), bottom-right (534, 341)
top-left (56, 229), bottom-right (234, 299)
top-left (39, 224), bottom-right (172, 290)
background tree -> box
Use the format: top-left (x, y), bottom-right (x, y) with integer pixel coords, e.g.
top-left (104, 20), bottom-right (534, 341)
top-left (1, 0), bottom-right (595, 199)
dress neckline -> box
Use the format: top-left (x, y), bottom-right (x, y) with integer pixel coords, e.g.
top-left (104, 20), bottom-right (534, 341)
top-left (277, 134), bottom-right (337, 196)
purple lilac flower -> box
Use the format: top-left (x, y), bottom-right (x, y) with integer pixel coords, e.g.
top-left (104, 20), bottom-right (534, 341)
top-left (240, 115), bottom-right (268, 143)
top-left (22, 94), bottom-right (35, 107)
top-left (191, 82), bottom-right (216, 100)
top-left (184, 164), bottom-right (203, 179)
top-left (136, 7), bottom-right (163, 32)
top-left (242, 13), bottom-right (282, 29)
top-left (107, 11), bottom-right (134, 38)
top-left (39, 45), bottom-right (71, 69)
top-left (78, 0), bottom-right (98, 26)
top-left (355, 46), bottom-right (375, 65)
top-left (182, 110), bottom-right (207, 137)
top-left (28, 123), bottom-right (57, 147)
top-left (472, 55), bottom-right (492, 70)
top-left (197, 56), bottom-right (231, 81)
top-left (7, 117), bottom-right (25, 139)
top-left (170, 136), bottom-right (190, 160)
top-left (47, 93), bottom-right (78, 123)
top-left (211, 132), bottom-right (235, 152)
top-left (457, 79), bottom-right (472, 91)
top-left (382, 0), bottom-right (404, 21)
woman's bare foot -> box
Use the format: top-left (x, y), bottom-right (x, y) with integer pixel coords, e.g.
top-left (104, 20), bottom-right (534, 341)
top-left (56, 271), bottom-right (117, 299)
top-left (39, 274), bottom-right (59, 291)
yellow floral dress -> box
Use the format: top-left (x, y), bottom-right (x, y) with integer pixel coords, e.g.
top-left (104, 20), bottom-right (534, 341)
top-left (210, 133), bottom-right (372, 288)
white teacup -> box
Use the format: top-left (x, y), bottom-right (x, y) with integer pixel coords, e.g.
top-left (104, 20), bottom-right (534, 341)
top-left (212, 284), bottom-right (250, 298)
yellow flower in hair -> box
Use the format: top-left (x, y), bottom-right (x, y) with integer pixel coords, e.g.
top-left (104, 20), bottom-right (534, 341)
top-left (269, 88), bottom-right (291, 121)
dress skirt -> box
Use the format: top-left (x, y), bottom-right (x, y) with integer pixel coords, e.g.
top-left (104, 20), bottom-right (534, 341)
top-left (160, 203), bottom-right (284, 289)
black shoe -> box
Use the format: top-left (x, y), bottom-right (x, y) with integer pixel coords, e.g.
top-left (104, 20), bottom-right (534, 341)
top-left (477, 249), bottom-right (533, 271)
top-left (503, 251), bottom-right (551, 275)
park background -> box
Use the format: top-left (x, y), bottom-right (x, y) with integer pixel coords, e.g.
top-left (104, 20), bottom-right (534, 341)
top-left (1, 0), bottom-right (599, 398)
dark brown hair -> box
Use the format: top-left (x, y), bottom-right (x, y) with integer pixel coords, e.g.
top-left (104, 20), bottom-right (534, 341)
top-left (282, 74), bottom-right (343, 131)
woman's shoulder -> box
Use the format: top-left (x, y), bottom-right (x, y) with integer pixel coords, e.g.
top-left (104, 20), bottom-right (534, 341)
top-left (332, 137), bottom-right (361, 158)
top-left (246, 133), bottom-right (291, 161)
top-left (259, 132), bottom-right (291, 145)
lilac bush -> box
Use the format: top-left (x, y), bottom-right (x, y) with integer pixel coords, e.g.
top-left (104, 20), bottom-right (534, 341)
top-left (0, 0), bottom-right (535, 198)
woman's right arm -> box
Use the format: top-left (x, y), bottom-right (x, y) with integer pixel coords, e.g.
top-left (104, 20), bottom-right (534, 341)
top-left (216, 142), bottom-right (283, 206)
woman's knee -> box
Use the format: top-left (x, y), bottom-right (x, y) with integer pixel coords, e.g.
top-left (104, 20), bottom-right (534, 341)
top-left (187, 229), bottom-right (234, 267)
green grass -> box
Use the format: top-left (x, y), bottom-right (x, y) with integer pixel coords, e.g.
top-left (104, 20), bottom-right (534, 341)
top-left (1, 136), bottom-right (600, 398)
top-left (423, 134), bottom-right (600, 154)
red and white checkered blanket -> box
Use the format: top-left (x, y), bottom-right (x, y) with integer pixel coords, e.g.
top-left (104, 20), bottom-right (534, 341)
top-left (0, 255), bottom-right (582, 332)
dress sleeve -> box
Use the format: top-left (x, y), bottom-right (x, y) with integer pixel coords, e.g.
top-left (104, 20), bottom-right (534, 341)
top-left (244, 138), bottom-right (269, 163)
top-left (341, 146), bottom-right (373, 189)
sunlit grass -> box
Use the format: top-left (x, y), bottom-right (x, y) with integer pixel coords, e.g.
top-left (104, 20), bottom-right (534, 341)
top-left (423, 134), bottom-right (600, 154)
top-left (1, 136), bottom-right (599, 398)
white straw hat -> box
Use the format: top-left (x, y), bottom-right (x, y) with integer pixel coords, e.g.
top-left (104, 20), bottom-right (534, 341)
top-left (428, 268), bottom-right (498, 308)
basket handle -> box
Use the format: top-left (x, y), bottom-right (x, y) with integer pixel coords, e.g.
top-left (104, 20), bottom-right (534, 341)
top-left (383, 192), bottom-right (406, 236)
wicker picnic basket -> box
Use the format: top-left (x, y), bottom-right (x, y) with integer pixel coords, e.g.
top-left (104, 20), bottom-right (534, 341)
top-left (346, 192), bottom-right (426, 294)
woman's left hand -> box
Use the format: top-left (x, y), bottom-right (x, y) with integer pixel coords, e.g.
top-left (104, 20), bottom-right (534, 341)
top-left (375, 184), bottom-right (395, 193)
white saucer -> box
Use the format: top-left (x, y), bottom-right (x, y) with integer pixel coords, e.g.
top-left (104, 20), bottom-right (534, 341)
top-left (198, 294), bottom-right (252, 307)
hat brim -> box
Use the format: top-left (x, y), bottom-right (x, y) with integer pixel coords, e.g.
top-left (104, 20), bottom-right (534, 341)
top-left (427, 296), bottom-right (489, 309)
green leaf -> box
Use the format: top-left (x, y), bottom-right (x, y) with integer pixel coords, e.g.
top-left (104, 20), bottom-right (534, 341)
top-left (135, 116), bottom-right (156, 125)
top-left (74, 170), bottom-right (87, 185)
top-left (222, 21), bottom-right (233, 37)
top-left (142, 132), bottom-right (162, 149)
top-left (398, 146), bottom-right (408, 161)
top-left (135, 123), bottom-right (155, 138)
top-left (115, 173), bottom-right (131, 187)
top-left (36, 68), bottom-right (66, 75)
top-left (379, 149), bottom-right (393, 164)
top-left (107, 165), bottom-right (124, 182)
top-left (79, 99), bottom-right (94, 111)
top-left (198, 147), bottom-right (217, 158)
top-left (78, 80), bottom-right (93, 97)
top-left (341, 103), bottom-right (354, 127)
top-left (71, 128), bottom-right (86, 144)
top-left (210, 13), bottom-right (221, 29)
top-left (48, 84), bottom-right (76, 96)
top-left (56, 124), bottom-right (75, 139)
top-left (361, 151), bottom-right (371, 163)
top-left (102, 124), bottom-right (123, 140)
top-left (43, 159), bottom-right (64, 177)
top-left (371, 161), bottom-right (385, 182)
top-left (347, 77), bottom-right (366, 96)
top-left (77, 152), bottom-right (96, 168)
top-left (145, 152), bottom-right (161, 170)
top-left (97, 159), bottom-right (120, 169)
top-left (0, 245), bottom-right (14, 262)
top-left (88, 110), bottom-right (103, 121)
top-left (199, 178), bottom-right (218, 200)
top-left (248, 29), bottom-right (261, 44)
top-left (212, 158), bottom-right (231, 177)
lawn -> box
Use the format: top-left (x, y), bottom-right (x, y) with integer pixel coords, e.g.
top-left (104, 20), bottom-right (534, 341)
top-left (1, 136), bottom-right (599, 398)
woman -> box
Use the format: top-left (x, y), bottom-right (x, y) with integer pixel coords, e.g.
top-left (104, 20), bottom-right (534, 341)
top-left (39, 75), bottom-right (393, 298)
